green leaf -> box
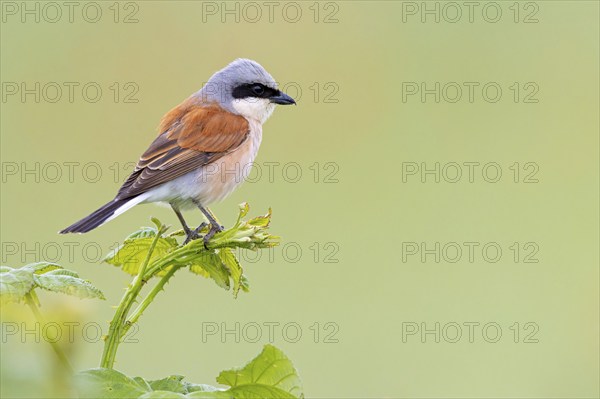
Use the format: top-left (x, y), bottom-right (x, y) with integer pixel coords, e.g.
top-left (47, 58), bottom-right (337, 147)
top-left (25, 262), bottom-right (63, 274)
top-left (183, 384), bottom-right (222, 393)
top-left (33, 270), bottom-right (105, 300)
top-left (186, 386), bottom-right (294, 398)
top-left (208, 205), bottom-right (279, 252)
top-left (148, 375), bottom-right (187, 393)
top-left (76, 346), bottom-right (301, 398)
top-left (0, 263), bottom-right (105, 304)
top-left (189, 252), bottom-right (231, 290)
top-left (104, 228), bottom-right (178, 275)
top-left (127, 226), bottom-right (163, 240)
top-left (247, 208), bottom-right (272, 228)
top-left (215, 344), bottom-right (303, 398)
top-left (75, 368), bottom-right (150, 398)
top-left (139, 392), bottom-right (187, 399)
top-left (102, 207), bottom-right (277, 300)
top-left (239, 274), bottom-right (250, 293)
top-left (237, 202), bottom-right (250, 222)
top-left (218, 249), bottom-right (243, 298)
top-left (0, 266), bottom-right (35, 304)
top-left (183, 345), bottom-right (303, 398)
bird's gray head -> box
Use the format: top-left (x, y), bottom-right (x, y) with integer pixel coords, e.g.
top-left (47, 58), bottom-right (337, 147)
top-left (196, 59), bottom-right (295, 123)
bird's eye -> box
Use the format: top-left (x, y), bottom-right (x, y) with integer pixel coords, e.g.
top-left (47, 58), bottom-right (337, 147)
top-left (251, 85), bottom-right (265, 96)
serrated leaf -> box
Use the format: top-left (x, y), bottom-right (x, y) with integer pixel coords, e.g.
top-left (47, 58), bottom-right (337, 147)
top-left (218, 249), bottom-right (243, 297)
top-left (42, 269), bottom-right (79, 277)
top-left (105, 233), bottom-right (178, 275)
top-left (1, 263), bottom-right (105, 304)
top-left (33, 272), bottom-right (105, 300)
top-left (75, 368), bottom-right (150, 398)
top-left (24, 262), bottom-right (63, 275)
top-left (209, 205), bottom-right (279, 252)
top-left (0, 266), bottom-right (35, 304)
top-left (215, 345), bottom-right (303, 398)
top-left (247, 208), bottom-right (272, 228)
top-left (189, 252), bottom-right (231, 290)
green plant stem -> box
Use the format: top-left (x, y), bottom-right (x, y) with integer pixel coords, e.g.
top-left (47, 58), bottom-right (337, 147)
top-left (24, 292), bottom-right (74, 374)
top-left (100, 226), bottom-right (165, 369)
top-left (144, 246), bottom-right (219, 279)
top-left (122, 265), bottom-right (180, 338)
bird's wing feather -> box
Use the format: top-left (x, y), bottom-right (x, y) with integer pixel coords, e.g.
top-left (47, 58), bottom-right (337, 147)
top-left (116, 102), bottom-right (249, 199)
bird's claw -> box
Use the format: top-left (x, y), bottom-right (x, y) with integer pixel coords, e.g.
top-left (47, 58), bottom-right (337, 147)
top-left (203, 223), bottom-right (223, 249)
top-left (182, 222), bottom-right (207, 245)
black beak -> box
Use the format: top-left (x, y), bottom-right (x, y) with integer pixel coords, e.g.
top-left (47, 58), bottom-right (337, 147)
top-left (270, 91), bottom-right (296, 105)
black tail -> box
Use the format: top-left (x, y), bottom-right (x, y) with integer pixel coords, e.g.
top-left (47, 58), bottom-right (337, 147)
top-left (59, 199), bottom-right (129, 234)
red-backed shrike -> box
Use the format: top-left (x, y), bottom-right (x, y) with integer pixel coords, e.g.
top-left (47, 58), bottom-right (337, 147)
top-left (60, 59), bottom-right (295, 244)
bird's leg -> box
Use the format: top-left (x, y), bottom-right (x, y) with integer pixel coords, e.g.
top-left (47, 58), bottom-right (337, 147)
top-left (170, 203), bottom-right (201, 244)
top-left (192, 200), bottom-right (223, 248)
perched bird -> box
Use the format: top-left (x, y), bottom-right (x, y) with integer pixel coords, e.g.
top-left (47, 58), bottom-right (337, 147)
top-left (60, 59), bottom-right (295, 245)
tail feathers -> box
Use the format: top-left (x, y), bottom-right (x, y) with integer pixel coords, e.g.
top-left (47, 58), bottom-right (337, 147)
top-left (60, 198), bottom-right (131, 234)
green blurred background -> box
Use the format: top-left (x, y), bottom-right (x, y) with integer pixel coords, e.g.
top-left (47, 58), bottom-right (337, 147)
top-left (1, 1), bottom-right (598, 397)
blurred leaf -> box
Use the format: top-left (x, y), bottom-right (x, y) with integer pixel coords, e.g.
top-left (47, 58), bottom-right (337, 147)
top-left (0, 266), bottom-right (35, 304)
top-left (76, 368), bottom-right (150, 398)
top-left (139, 392), bottom-right (187, 398)
top-left (0, 263), bottom-right (104, 304)
top-left (33, 270), bottom-right (105, 300)
top-left (76, 369), bottom-right (223, 398)
top-left (27, 262), bottom-right (63, 274)
top-left (148, 375), bottom-right (187, 393)
top-left (216, 344), bottom-right (303, 398)
top-left (187, 386), bottom-right (295, 398)
top-left (183, 384), bottom-right (222, 393)
top-left (77, 345), bottom-right (302, 398)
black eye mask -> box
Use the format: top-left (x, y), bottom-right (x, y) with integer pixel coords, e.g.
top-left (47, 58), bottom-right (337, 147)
top-left (232, 83), bottom-right (279, 99)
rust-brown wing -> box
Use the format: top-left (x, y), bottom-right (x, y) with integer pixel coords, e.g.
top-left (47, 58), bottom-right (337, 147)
top-left (116, 102), bottom-right (249, 200)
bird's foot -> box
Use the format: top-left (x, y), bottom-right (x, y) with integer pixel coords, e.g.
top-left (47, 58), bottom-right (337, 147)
top-left (183, 222), bottom-right (207, 245)
top-left (203, 223), bottom-right (224, 249)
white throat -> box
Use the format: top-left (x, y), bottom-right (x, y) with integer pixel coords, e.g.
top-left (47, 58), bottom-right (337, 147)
top-left (231, 98), bottom-right (276, 124)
